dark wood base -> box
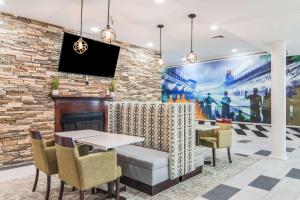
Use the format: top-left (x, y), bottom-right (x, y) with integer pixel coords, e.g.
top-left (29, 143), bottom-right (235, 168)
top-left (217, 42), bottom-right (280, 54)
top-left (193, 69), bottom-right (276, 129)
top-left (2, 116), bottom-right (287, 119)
top-left (179, 166), bottom-right (203, 182)
top-left (120, 176), bottom-right (180, 196)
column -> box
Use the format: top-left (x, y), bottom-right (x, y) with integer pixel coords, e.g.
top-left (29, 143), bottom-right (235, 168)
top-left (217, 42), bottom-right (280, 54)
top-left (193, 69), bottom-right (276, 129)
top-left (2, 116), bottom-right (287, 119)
top-left (270, 41), bottom-right (288, 160)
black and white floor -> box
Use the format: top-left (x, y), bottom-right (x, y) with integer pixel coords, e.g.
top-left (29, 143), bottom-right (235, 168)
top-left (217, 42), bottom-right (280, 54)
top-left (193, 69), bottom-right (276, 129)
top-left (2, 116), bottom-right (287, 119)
top-left (199, 121), bottom-right (300, 141)
top-left (197, 125), bottom-right (300, 200)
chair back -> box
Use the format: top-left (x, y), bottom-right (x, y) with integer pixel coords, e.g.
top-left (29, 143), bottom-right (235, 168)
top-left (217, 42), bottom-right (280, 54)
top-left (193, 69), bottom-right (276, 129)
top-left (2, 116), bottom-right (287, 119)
top-left (215, 122), bottom-right (232, 148)
top-left (30, 129), bottom-right (47, 173)
top-left (215, 122), bottom-right (232, 130)
top-left (55, 135), bottom-right (81, 189)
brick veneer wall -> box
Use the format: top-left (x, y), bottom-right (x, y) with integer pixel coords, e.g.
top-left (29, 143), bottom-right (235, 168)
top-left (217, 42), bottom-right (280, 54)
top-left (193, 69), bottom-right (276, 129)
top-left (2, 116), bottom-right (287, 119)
top-left (0, 13), bottom-right (162, 166)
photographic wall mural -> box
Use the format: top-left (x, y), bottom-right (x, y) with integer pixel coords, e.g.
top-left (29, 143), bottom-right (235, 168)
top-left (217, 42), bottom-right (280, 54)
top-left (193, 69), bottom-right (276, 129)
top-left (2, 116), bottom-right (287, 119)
top-left (161, 54), bottom-right (300, 126)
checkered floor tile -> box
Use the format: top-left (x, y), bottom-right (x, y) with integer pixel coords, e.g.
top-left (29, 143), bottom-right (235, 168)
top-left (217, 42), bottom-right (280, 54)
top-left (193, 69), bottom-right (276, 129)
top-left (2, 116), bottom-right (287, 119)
top-left (199, 121), bottom-right (300, 141)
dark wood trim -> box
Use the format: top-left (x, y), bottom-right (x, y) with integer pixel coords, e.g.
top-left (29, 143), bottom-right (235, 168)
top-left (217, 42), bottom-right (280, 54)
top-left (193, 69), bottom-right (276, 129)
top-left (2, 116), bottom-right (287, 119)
top-left (52, 95), bottom-right (112, 132)
top-left (179, 166), bottom-right (203, 182)
top-left (54, 135), bottom-right (75, 148)
top-left (120, 176), bottom-right (180, 196)
top-left (29, 129), bottom-right (43, 140)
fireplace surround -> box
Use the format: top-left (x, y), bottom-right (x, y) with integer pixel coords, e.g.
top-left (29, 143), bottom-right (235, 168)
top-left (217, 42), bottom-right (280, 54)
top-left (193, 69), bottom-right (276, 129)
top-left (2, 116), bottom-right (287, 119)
top-left (52, 96), bottom-right (113, 132)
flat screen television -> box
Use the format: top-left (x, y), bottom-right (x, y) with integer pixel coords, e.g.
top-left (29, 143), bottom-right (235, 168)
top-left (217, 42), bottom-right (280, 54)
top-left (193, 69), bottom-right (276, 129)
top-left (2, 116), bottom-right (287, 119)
top-left (58, 32), bottom-right (120, 78)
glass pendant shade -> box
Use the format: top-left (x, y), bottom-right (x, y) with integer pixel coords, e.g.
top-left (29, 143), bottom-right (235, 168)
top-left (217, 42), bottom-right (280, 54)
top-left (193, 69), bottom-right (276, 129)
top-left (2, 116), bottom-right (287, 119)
top-left (187, 51), bottom-right (197, 63)
top-left (186, 14), bottom-right (197, 63)
top-left (73, 37), bottom-right (88, 54)
top-left (101, 25), bottom-right (116, 43)
top-left (101, 0), bottom-right (116, 43)
top-left (73, 0), bottom-right (88, 54)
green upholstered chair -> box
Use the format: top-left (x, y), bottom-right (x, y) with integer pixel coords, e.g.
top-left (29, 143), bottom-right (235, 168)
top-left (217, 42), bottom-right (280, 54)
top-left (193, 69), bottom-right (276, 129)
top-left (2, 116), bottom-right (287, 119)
top-left (55, 135), bottom-right (122, 200)
top-left (198, 122), bottom-right (233, 166)
top-left (30, 129), bottom-right (58, 200)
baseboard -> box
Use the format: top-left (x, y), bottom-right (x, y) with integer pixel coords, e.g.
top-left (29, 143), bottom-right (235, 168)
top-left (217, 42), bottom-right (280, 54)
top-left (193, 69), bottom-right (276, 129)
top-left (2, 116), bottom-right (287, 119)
top-left (179, 166), bottom-right (203, 182)
top-left (120, 176), bottom-right (180, 196)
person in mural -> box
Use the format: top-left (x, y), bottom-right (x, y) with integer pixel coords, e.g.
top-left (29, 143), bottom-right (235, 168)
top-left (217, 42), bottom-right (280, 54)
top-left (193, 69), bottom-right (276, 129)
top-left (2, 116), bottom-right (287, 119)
top-left (236, 110), bottom-right (246, 122)
top-left (262, 89), bottom-right (271, 123)
top-left (175, 94), bottom-right (181, 103)
top-left (202, 93), bottom-right (218, 119)
top-left (181, 94), bottom-right (187, 103)
top-left (225, 70), bottom-right (235, 85)
top-left (221, 91), bottom-right (231, 118)
top-left (168, 94), bottom-right (174, 103)
top-left (245, 88), bottom-right (262, 122)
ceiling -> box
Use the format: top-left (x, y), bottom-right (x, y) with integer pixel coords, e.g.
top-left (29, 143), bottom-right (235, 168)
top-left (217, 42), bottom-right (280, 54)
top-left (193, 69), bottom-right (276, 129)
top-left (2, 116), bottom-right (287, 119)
top-left (1, 0), bottom-right (300, 66)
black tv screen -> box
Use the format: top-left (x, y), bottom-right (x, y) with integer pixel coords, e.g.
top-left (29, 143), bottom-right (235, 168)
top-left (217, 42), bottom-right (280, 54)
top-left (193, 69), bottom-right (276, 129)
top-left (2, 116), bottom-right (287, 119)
top-left (58, 32), bottom-right (120, 77)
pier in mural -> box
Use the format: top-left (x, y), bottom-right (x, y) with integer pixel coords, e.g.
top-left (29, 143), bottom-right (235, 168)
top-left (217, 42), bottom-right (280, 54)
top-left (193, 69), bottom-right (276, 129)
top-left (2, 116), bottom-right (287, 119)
top-left (161, 54), bottom-right (300, 125)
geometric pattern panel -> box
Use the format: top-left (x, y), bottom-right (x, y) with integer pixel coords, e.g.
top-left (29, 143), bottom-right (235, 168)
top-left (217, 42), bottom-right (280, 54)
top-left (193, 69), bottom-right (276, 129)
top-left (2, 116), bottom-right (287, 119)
top-left (108, 102), bottom-right (197, 179)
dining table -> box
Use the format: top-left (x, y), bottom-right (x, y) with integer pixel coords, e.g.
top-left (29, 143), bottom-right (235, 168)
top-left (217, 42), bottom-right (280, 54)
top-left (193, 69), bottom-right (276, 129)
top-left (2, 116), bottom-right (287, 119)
top-left (55, 129), bottom-right (144, 151)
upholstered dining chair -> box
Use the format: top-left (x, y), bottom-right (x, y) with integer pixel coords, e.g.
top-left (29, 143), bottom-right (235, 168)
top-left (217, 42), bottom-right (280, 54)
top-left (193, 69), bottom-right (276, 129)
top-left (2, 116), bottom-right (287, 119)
top-left (29, 129), bottom-right (58, 200)
top-left (55, 135), bottom-right (122, 200)
top-left (198, 122), bottom-right (233, 166)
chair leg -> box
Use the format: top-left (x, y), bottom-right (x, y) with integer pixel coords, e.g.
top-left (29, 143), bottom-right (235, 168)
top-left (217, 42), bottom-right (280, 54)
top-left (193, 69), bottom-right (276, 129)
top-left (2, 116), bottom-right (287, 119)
top-left (212, 148), bottom-right (216, 167)
top-left (115, 178), bottom-right (120, 200)
top-left (91, 187), bottom-right (96, 194)
top-left (79, 190), bottom-right (84, 200)
top-left (32, 168), bottom-right (39, 192)
top-left (58, 181), bottom-right (64, 200)
top-left (227, 147), bottom-right (232, 163)
top-left (108, 182), bottom-right (113, 198)
top-left (45, 175), bottom-right (51, 200)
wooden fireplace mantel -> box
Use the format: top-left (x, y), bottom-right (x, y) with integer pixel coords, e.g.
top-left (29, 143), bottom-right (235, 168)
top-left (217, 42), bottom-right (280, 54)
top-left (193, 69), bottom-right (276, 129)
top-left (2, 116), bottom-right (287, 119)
top-left (52, 95), bottom-right (113, 132)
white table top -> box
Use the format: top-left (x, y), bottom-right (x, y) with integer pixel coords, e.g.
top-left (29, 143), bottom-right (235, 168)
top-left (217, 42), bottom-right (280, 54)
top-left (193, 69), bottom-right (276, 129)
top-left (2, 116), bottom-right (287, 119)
top-left (195, 125), bottom-right (220, 131)
top-left (55, 130), bottom-right (109, 139)
top-left (76, 133), bottom-right (145, 151)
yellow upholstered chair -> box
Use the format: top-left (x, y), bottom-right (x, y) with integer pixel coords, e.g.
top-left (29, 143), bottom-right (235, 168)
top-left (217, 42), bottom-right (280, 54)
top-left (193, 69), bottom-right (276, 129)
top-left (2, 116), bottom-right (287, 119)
top-left (29, 129), bottom-right (58, 200)
top-left (55, 135), bottom-right (122, 200)
top-left (198, 122), bottom-right (233, 166)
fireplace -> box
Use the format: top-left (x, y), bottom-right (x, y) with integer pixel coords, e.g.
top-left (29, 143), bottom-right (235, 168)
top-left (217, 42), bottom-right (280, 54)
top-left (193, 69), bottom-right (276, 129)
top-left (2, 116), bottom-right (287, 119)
top-left (61, 112), bottom-right (104, 131)
top-left (52, 96), bottom-right (113, 132)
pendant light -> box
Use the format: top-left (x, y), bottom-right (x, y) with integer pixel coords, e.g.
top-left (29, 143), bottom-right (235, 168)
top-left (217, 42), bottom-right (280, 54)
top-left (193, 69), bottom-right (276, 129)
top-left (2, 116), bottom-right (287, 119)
top-left (186, 14), bottom-right (197, 63)
top-left (157, 24), bottom-right (164, 66)
top-left (73, 0), bottom-right (88, 54)
top-left (101, 0), bottom-right (116, 43)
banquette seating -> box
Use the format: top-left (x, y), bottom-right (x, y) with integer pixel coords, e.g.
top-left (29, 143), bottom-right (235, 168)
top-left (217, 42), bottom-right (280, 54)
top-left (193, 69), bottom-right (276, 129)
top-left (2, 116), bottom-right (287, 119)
top-left (108, 102), bottom-right (204, 195)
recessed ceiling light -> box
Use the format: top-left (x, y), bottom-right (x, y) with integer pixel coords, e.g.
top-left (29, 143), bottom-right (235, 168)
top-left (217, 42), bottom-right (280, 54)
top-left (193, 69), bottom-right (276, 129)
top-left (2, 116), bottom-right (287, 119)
top-left (154, 0), bottom-right (165, 4)
top-left (91, 27), bottom-right (100, 32)
top-left (0, 0), bottom-right (5, 5)
top-left (210, 25), bottom-right (219, 30)
top-left (147, 42), bottom-right (154, 47)
top-left (232, 48), bottom-right (238, 53)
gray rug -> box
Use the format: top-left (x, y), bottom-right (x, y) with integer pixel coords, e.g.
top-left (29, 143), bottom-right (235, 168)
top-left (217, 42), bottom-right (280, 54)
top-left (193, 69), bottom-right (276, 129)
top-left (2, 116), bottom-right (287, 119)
top-left (0, 155), bottom-right (259, 200)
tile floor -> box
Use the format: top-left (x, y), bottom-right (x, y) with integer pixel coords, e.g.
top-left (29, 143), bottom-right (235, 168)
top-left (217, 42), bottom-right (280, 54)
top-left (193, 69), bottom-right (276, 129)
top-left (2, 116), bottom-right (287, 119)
top-left (1, 132), bottom-right (300, 200)
top-left (198, 132), bottom-right (300, 200)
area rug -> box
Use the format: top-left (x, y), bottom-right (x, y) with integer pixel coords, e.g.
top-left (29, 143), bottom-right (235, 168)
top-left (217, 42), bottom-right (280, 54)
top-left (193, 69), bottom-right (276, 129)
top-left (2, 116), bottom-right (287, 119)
top-left (0, 155), bottom-right (259, 200)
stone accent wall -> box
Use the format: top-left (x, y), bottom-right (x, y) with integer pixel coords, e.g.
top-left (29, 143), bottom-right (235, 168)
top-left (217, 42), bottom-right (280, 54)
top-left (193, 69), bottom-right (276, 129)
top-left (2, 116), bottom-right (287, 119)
top-left (0, 13), bottom-right (161, 166)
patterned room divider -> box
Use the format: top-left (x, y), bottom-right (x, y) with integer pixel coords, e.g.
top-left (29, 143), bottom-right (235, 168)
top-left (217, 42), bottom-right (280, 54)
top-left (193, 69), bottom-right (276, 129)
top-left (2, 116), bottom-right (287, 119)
top-left (108, 102), bottom-right (196, 179)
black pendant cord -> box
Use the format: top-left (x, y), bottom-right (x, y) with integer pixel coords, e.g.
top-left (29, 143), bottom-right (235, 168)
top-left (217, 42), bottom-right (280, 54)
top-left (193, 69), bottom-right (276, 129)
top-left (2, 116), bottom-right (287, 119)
top-left (190, 17), bottom-right (193, 53)
top-left (107, 0), bottom-right (110, 27)
top-left (80, 0), bottom-right (83, 36)
top-left (159, 27), bottom-right (162, 58)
